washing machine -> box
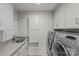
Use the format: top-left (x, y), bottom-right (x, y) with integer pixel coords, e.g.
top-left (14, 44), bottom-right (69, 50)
top-left (52, 31), bottom-right (79, 56)
top-left (47, 31), bottom-right (55, 56)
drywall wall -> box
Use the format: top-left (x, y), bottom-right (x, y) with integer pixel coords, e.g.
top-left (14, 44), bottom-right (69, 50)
top-left (38, 12), bottom-right (54, 55)
top-left (13, 9), bottom-right (18, 36)
top-left (18, 11), bottom-right (54, 55)
top-left (18, 13), bottom-right (29, 36)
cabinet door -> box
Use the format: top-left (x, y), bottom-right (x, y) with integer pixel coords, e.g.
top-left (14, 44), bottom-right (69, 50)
top-left (19, 42), bottom-right (28, 56)
top-left (54, 4), bottom-right (79, 29)
top-left (13, 52), bottom-right (20, 56)
top-left (2, 30), bottom-right (13, 41)
top-left (13, 42), bottom-right (28, 56)
top-left (54, 4), bottom-right (65, 29)
top-left (65, 4), bottom-right (75, 28)
top-left (65, 4), bottom-right (79, 28)
top-left (13, 50), bottom-right (20, 56)
top-left (72, 4), bottom-right (79, 28)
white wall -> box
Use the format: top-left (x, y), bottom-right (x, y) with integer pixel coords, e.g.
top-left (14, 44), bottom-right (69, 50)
top-left (18, 11), bottom-right (54, 55)
top-left (18, 12), bottom-right (29, 36)
top-left (13, 9), bottom-right (18, 36)
top-left (38, 12), bottom-right (54, 55)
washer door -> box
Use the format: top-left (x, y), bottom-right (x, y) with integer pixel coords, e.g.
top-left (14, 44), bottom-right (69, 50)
top-left (53, 40), bottom-right (69, 56)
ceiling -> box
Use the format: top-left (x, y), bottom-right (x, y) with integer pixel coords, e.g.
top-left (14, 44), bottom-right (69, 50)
top-left (13, 3), bottom-right (58, 11)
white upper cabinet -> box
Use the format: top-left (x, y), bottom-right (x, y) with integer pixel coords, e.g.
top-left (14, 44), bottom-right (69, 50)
top-left (54, 3), bottom-right (79, 29)
top-left (0, 4), bottom-right (13, 30)
top-left (0, 4), bottom-right (14, 41)
top-left (65, 4), bottom-right (79, 28)
top-left (54, 4), bottom-right (65, 29)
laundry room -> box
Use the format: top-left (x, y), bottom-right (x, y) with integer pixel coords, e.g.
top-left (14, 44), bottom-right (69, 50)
top-left (0, 0), bottom-right (79, 57)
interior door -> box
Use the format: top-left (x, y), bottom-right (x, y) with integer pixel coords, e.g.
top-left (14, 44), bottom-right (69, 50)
top-left (29, 15), bottom-right (39, 43)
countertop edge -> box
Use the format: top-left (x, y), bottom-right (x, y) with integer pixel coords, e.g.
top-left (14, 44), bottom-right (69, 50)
top-left (10, 39), bottom-right (28, 56)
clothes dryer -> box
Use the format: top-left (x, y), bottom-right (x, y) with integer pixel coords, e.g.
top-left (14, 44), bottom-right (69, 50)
top-left (52, 32), bottom-right (79, 56)
top-left (47, 31), bottom-right (55, 56)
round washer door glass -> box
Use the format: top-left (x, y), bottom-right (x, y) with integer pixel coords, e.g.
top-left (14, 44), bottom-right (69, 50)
top-left (53, 41), bottom-right (69, 56)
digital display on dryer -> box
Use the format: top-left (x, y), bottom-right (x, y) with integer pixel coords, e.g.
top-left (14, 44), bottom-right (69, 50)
top-left (66, 36), bottom-right (76, 40)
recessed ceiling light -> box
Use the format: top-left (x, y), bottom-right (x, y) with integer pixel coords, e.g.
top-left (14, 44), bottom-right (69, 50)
top-left (36, 3), bottom-right (40, 5)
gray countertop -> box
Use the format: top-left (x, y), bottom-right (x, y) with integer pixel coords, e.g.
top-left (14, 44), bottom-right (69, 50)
top-left (0, 38), bottom-right (28, 56)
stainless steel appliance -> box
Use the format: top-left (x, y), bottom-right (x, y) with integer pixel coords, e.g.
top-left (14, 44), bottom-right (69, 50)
top-left (47, 31), bottom-right (55, 56)
top-left (52, 32), bottom-right (79, 56)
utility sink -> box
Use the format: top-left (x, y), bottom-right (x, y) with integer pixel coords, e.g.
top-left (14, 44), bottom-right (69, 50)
top-left (15, 38), bottom-right (25, 43)
top-left (12, 37), bottom-right (26, 43)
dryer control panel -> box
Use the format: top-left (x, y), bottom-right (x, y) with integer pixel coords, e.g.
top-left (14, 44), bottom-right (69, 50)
top-left (59, 34), bottom-right (79, 49)
top-left (65, 36), bottom-right (76, 40)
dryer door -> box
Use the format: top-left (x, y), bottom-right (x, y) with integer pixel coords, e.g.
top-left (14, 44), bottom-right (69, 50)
top-left (47, 31), bottom-right (54, 50)
top-left (53, 40), bottom-right (69, 56)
